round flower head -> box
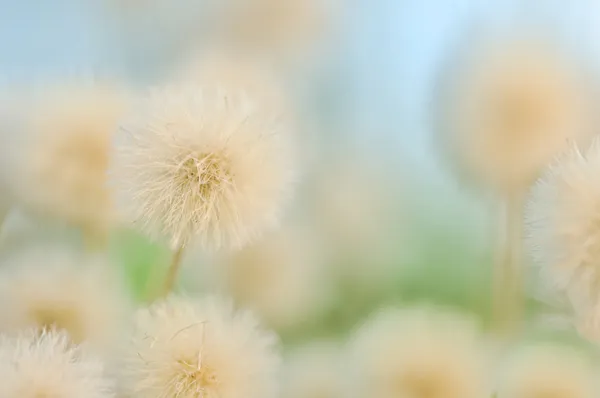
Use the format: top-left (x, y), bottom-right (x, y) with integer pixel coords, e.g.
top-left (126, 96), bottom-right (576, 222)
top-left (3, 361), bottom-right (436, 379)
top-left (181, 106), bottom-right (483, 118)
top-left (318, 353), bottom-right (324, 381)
top-left (436, 36), bottom-right (595, 194)
top-left (0, 328), bottom-right (114, 398)
top-left (349, 306), bottom-right (487, 398)
top-left (211, 224), bottom-right (328, 331)
top-left (497, 344), bottom-right (596, 398)
top-left (7, 82), bottom-right (127, 243)
top-left (282, 341), bottom-right (343, 398)
top-left (111, 84), bottom-right (295, 251)
top-left (0, 247), bottom-right (131, 355)
top-left (525, 139), bottom-right (600, 325)
top-left (121, 295), bottom-right (280, 398)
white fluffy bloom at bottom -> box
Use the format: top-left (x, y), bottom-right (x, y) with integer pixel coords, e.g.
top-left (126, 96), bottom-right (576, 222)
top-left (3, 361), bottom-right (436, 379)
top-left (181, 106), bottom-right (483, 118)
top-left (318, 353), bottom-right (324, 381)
top-left (0, 329), bottom-right (114, 398)
top-left (497, 344), bottom-right (596, 398)
top-left (121, 295), bottom-right (280, 398)
top-left (349, 307), bottom-right (487, 398)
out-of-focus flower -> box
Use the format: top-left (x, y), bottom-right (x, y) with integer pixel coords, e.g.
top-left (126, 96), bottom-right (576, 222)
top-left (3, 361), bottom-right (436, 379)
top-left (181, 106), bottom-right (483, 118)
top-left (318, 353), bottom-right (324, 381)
top-left (436, 36), bottom-right (595, 194)
top-left (111, 84), bottom-right (295, 251)
top-left (525, 139), bottom-right (600, 334)
top-left (0, 247), bottom-right (131, 355)
top-left (121, 295), bottom-right (280, 398)
top-left (5, 82), bottom-right (128, 248)
top-left (220, 0), bottom-right (331, 60)
top-left (210, 224), bottom-right (329, 331)
top-left (282, 341), bottom-right (343, 398)
top-left (497, 344), bottom-right (596, 398)
top-left (0, 328), bottom-right (114, 398)
top-left (349, 306), bottom-right (488, 398)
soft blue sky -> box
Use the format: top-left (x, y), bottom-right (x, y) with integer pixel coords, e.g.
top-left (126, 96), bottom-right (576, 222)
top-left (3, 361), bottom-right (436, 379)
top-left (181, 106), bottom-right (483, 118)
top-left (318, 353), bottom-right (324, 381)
top-left (1, 0), bottom-right (599, 172)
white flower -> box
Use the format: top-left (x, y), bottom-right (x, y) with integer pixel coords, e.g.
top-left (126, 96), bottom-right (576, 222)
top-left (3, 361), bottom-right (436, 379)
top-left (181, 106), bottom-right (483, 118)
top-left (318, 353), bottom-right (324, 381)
top-left (525, 139), bottom-right (600, 327)
top-left (111, 84), bottom-right (295, 250)
top-left (0, 328), bottom-right (114, 398)
top-left (349, 306), bottom-right (488, 398)
top-left (121, 295), bottom-right (281, 398)
top-left (0, 246), bottom-right (131, 355)
top-left (436, 36), bottom-right (594, 194)
top-left (6, 82), bottom-right (127, 244)
top-left (210, 224), bottom-right (329, 331)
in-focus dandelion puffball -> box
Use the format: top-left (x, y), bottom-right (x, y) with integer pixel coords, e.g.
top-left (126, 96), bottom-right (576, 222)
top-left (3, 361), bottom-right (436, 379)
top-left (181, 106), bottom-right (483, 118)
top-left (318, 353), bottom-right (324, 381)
top-left (526, 139), bottom-right (600, 328)
top-left (121, 295), bottom-right (280, 398)
top-left (349, 306), bottom-right (487, 398)
top-left (0, 329), bottom-right (114, 398)
top-left (111, 84), bottom-right (295, 250)
top-left (437, 36), bottom-right (594, 193)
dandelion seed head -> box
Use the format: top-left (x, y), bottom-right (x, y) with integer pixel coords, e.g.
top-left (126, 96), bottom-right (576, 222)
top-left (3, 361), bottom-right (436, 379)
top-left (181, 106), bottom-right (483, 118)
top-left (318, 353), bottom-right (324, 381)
top-left (437, 37), bottom-right (594, 193)
top-left (0, 328), bottom-right (114, 398)
top-left (525, 139), bottom-right (600, 322)
top-left (111, 84), bottom-right (295, 250)
top-left (121, 295), bottom-right (280, 398)
top-left (11, 82), bottom-right (127, 238)
top-left (0, 247), bottom-right (131, 355)
top-left (349, 306), bottom-right (487, 398)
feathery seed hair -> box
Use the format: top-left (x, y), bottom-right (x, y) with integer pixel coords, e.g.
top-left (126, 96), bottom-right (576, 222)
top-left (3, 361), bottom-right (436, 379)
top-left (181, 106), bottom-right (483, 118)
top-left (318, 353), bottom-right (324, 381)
top-left (0, 328), bottom-right (114, 398)
top-left (121, 295), bottom-right (281, 398)
top-left (111, 84), bottom-right (295, 251)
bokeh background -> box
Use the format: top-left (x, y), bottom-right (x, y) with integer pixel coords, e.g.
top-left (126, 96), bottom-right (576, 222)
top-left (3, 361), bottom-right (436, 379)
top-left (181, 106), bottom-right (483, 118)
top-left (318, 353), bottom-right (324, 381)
top-left (2, 0), bottom-right (599, 350)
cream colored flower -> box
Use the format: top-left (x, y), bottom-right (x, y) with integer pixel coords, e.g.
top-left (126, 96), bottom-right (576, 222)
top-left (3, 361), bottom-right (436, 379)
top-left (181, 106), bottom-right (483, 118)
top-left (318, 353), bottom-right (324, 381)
top-left (349, 306), bottom-right (487, 398)
top-left (221, 0), bottom-right (330, 58)
top-left (525, 140), bottom-right (600, 327)
top-left (111, 84), bottom-right (295, 250)
top-left (437, 36), bottom-right (595, 194)
top-left (121, 295), bottom-right (280, 398)
top-left (0, 328), bottom-right (114, 398)
top-left (0, 247), bottom-right (131, 355)
top-left (497, 344), bottom-right (596, 398)
top-left (282, 341), bottom-right (343, 398)
top-left (210, 224), bottom-right (329, 331)
top-left (7, 82), bottom-right (127, 245)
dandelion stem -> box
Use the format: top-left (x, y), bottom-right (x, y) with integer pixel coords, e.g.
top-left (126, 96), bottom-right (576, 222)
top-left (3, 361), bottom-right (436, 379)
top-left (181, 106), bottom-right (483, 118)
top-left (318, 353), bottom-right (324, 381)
top-left (492, 193), bottom-right (524, 336)
top-left (162, 245), bottom-right (185, 297)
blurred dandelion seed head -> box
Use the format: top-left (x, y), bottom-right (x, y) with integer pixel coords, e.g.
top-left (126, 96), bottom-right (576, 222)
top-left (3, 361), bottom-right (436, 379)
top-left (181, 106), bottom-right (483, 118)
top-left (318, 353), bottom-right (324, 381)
top-left (111, 84), bottom-right (295, 251)
top-left (437, 37), bottom-right (595, 194)
top-left (0, 247), bottom-right (131, 355)
top-left (12, 82), bottom-right (128, 238)
top-left (526, 139), bottom-right (600, 328)
top-left (0, 329), bottom-right (114, 398)
top-left (349, 307), bottom-right (487, 398)
top-left (121, 295), bottom-right (280, 398)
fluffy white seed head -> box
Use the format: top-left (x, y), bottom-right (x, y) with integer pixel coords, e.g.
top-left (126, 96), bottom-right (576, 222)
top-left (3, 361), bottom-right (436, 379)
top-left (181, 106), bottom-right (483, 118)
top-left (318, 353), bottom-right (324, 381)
top-left (0, 247), bottom-right (131, 355)
top-left (121, 295), bottom-right (281, 398)
top-left (111, 84), bottom-right (295, 251)
top-left (497, 344), bottom-right (596, 398)
top-left (7, 82), bottom-right (128, 241)
top-left (349, 306), bottom-right (487, 398)
top-left (210, 224), bottom-right (329, 331)
top-left (437, 36), bottom-right (595, 194)
top-left (525, 139), bottom-right (600, 327)
top-left (0, 328), bottom-right (114, 398)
